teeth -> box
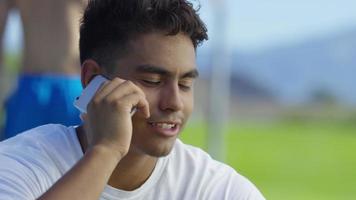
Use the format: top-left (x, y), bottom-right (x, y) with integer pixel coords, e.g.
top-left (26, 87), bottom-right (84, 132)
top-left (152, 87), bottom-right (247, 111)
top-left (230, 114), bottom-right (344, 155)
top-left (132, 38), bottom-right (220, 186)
top-left (151, 123), bottom-right (176, 129)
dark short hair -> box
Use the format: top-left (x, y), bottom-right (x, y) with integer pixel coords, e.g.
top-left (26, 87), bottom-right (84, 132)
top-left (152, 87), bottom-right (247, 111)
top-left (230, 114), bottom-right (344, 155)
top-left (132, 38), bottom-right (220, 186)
top-left (79, 0), bottom-right (208, 71)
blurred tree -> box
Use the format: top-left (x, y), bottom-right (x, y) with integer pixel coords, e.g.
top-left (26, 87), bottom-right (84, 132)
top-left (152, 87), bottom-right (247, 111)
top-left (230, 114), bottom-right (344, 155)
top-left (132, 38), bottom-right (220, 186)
top-left (309, 87), bottom-right (338, 105)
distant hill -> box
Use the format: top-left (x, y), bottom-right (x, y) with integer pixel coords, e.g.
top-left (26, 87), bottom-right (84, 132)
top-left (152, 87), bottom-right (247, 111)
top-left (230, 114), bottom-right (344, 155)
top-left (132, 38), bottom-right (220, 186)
top-left (198, 27), bottom-right (356, 105)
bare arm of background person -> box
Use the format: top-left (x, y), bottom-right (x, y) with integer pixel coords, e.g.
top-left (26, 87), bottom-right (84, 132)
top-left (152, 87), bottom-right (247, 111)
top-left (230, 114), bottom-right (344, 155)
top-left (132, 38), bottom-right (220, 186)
top-left (0, 1), bottom-right (10, 68)
top-left (0, 0), bottom-right (11, 97)
top-left (38, 77), bottom-right (150, 200)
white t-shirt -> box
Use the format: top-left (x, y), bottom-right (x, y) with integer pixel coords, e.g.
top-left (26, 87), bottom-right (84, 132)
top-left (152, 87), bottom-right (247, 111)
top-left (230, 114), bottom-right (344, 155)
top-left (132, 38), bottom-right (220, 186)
top-left (0, 124), bottom-right (265, 200)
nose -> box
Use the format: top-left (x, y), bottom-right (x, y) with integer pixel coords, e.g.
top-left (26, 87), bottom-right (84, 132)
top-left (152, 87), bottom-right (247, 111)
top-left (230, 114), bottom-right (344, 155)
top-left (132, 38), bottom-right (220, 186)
top-left (159, 83), bottom-right (184, 112)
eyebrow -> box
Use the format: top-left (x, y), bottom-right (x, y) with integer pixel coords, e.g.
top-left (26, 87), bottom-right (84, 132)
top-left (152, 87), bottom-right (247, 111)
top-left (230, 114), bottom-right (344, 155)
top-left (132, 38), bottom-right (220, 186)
top-left (134, 64), bottom-right (199, 79)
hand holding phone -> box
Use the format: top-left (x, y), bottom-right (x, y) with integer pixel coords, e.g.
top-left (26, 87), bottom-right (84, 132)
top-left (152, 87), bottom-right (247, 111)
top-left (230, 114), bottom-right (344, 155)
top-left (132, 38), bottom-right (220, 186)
top-left (74, 75), bottom-right (108, 113)
top-left (74, 75), bottom-right (150, 158)
top-left (74, 75), bottom-right (137, 115)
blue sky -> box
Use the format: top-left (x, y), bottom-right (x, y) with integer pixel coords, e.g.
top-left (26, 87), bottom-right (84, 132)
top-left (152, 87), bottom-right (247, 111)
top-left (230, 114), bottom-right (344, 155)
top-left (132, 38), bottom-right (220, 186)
top-left (200, 0), bottom-right (356, 52)
top-left (3, 0), bottom-right (356, 53)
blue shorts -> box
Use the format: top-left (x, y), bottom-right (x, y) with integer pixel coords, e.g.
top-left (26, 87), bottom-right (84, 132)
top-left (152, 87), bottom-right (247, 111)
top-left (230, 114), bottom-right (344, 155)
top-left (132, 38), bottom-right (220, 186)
top-left (3, 74), bottom-right (83, 139)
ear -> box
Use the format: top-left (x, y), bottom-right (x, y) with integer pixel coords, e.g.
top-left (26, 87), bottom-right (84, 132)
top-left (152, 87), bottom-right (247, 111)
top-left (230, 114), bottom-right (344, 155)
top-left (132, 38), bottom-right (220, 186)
top-left (81, 59), bottom-right (102, 87)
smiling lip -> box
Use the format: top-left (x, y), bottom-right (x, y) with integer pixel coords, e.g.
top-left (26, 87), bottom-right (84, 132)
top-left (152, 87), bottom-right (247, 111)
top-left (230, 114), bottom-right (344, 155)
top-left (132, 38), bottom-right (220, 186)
top-left (147, 121), bottom-right (181, 137)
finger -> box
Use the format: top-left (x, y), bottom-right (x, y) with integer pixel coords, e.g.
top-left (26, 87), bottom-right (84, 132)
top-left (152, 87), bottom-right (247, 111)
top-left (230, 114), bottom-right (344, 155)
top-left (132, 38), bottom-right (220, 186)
top-left (104, 80), bottom-right (144, 103)
top-left (119, 93), bottom-right (150, 118)
top-left (93, 79), bottom-right (150, 118)
top-left (94, 77), bottom-right (125, 102)
top-left (136, 95), bottom-right (150, 118)
top-left (114, 81), bottom-right (150, 118)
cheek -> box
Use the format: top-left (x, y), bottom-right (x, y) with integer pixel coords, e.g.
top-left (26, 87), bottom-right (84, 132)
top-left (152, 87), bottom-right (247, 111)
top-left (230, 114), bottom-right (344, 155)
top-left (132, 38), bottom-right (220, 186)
top-left (143, 90), bottom-right (159, 111)
top-left (183, 93), bottom-right (194, 116)
top-left (140, 86), bottom-right (194, 115)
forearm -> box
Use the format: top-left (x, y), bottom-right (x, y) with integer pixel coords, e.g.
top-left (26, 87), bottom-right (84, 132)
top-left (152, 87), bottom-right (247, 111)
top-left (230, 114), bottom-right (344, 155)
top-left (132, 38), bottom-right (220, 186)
top-left (0, 1), bottom-right (10, 107)
top-left (0, 0), bottom-right (11, 64)
top-left (0, 1), bottom-right (10, 70)
top-left (38, 145), bottom-right (121, 200)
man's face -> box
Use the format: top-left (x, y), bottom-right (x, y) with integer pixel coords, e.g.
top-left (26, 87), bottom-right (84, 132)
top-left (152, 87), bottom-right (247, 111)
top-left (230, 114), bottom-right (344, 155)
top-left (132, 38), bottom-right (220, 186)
top-left (106, 32), bottom-right (197, 157)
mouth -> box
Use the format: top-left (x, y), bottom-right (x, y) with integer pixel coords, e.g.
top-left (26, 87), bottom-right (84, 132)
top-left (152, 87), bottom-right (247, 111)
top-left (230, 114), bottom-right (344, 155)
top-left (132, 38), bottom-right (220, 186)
top-left (147, 121), bottom-right (181, 137)
top-left (149, 122), bottom-right (177, 129)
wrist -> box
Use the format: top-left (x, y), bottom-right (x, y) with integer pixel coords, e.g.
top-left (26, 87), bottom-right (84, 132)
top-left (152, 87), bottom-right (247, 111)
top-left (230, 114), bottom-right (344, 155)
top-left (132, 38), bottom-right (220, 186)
top-left (86, 144), bottom-right (124, 167)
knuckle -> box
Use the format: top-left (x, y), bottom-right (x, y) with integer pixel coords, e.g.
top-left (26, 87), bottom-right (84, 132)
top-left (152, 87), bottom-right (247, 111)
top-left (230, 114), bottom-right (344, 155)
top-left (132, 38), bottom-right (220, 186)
top-left (110, 98), bottom-right (121, 106)
top-left (125, 80), bottom-right (135, 87)
top-left (102, 97), bottom-right (112, 105)
top-left (133, 91), bottom-right (143, 101)
top-left (91, 97), bottom-right (101, 106)
top-left (138, 92), bottom-right (146, 100)
top-left (108, 97), bottom-right (123, 108)
top-left (140, 90), bottom-right (147, 98)
top-left (112, 77), bottom-right (122, 82)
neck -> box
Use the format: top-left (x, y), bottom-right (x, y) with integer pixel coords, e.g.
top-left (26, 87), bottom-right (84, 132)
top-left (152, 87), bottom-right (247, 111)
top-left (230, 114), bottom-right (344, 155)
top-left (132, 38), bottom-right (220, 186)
top-left (108, 151), bottom-right (157, 190)
top-left (76, 126), bottom-right (158, 191)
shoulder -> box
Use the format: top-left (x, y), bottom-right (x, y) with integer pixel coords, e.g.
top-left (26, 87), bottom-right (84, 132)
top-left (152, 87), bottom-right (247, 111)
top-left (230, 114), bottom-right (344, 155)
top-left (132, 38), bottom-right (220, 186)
top-left (0, 124), bottom-right (79, 170)
top-left (166, 139), bottom-right (265, 200)
top-left (0, 124), bottom-right (81, 175)
top-left (0, 124), bottom-right (76, 154)
top-left (0, 124), bottom-right (82, 167)
top-left (0, 124), bottom-right (82, 199)
top-left (1, 124), bottom-right (66, 149)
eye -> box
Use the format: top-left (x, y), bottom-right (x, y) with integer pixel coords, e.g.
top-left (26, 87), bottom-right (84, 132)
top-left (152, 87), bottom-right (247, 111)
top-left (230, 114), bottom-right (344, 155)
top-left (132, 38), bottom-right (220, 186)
top-left (179, 84), bottom-right (191, 91)
top-left (179, 79), bottom-right (194, 91)
top-left (142, 79), bottom-right (161, 86)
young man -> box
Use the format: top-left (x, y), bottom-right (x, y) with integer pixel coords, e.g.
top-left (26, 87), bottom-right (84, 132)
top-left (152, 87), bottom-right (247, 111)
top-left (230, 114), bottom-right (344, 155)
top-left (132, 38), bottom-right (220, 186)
top-left (0, 0), bottom-right (265, 199)
top-left (0, 0), bottom-right (86, 139)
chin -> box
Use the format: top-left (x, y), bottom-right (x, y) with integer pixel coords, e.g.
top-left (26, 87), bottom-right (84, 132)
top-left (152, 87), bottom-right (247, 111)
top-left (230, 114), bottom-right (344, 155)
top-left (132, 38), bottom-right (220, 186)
top-left (145, 144), bottom-right (175, 157)
top-left (132, 136), bottom-right (177, 157)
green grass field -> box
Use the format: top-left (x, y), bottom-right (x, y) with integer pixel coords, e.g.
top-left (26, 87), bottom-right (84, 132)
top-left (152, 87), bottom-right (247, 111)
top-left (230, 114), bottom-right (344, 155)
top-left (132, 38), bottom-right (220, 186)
top-left (1, 54), bottom-right (355, 198)
top-left (179, 120), bottom-right (356, 200)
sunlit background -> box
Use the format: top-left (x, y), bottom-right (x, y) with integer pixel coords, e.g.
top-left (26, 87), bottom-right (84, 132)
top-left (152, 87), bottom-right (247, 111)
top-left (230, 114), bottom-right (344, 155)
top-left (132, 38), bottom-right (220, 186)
top-left (1, 0), bottom-right (356, 199)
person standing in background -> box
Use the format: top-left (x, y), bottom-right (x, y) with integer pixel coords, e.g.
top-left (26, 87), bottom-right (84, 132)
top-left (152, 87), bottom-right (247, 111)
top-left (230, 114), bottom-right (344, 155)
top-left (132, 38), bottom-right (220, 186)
top-left (0, 0), bottom-right (87, 139)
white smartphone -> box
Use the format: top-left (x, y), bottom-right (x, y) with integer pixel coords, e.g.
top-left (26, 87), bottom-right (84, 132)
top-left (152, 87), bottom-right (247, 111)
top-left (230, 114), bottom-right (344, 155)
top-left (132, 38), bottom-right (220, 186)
top-left (74, 75), bottom-right (108, 113)
top-left (74, 75), bottom-right (137, 115)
